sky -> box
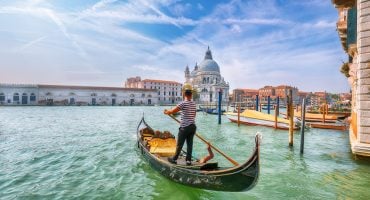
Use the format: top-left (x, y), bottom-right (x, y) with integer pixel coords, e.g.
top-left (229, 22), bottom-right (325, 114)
top-left (0, 0), bottom-right (350, 93)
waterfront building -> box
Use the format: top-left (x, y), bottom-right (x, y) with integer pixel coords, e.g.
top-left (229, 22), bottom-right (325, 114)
top-left (333, 0), bottom-right (370, 156)
top-left (0, 83), bottom-right (157, 106)
top-left (124, 77), bottom-right (182, 105)
top-left (185, 47), bottom-right (229, 104)
top-left (258, 86), bottom-right (275, 98)
top-left (232, 89), bottom-right (259, 103)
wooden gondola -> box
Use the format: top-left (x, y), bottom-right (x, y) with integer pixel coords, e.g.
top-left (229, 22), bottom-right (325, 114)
top-left (136, 117), bottom-right (261, 192)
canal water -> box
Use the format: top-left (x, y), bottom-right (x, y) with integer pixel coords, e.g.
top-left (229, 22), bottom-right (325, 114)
top-left (1, 106), bottom-right (369, 199)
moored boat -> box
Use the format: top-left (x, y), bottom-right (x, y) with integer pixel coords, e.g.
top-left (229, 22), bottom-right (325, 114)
top-left (136, 117), bottom-right (261, 192)
top-left (308, 122), bottom-right (348, 130)
top-left (225, 110), bottom-right (300, 130)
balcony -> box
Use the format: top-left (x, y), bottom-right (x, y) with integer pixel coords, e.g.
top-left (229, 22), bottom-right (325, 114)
top-left (332, 0), bottom-right (355, 8)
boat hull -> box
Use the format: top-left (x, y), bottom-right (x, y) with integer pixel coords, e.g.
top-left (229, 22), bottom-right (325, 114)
top-left (137, 118), bottom-right (261, 191)
top-left (226, 114), bottom-right (295, 130)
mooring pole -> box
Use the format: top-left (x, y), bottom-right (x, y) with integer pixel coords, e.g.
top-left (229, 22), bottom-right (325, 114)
top-left (289, 89), bottom-right (294, 146)
top-left (255, 95), bottom-right (259, 111)
top-left (277, 96), bottom-right (280, 116)
top-left (274, 105), bottom-right (278, 129)
top-left (267, 96), bottom-right (271, 114)
top-left (218, 89), bottom-right (222, 124)
top-left (300, 98), bottom-right (306, 154)
top-left (237, 103), bottom-right (240, 127)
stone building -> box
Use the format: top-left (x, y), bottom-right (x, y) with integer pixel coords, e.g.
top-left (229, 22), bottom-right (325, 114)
top-left (124, 77), bottom-right (183, 105)
top-left (185, 47), bottom-right (229, 104)
top-left (333, 0), bottom-right (370, 156)
top-left (0, 84), bottom-right (157, 106)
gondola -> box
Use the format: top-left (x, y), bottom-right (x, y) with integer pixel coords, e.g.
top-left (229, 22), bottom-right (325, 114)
top-left (136, 116), bottom-right (261, 192)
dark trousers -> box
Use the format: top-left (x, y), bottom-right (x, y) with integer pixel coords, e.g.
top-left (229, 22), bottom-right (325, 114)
top-left (172, 124), bottom-right (196, 162)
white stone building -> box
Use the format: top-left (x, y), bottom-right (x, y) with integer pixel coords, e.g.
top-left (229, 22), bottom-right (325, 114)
top-left (185, 47), bottom-right (229, 104)
top-left (125, 77), bottom-right (183, 105)
top-left (0, 84), bottom-right (157, 106)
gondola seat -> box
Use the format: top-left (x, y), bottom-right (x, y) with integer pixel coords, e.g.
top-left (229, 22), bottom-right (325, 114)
top-left (148, 138), bottom-right (176, 157)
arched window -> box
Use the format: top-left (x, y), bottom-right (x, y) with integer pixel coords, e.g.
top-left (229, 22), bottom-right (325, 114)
top-left (203, 78), bottom-right (206, 84)
top-left (13, 93), bottom-right (19, 101)
top-left (207, 77), bottom-right (210, 83)
top-left (111, 93), bottom-right (117, 97)
top-left (91, 93), bottom-right (97, 97)
top-left (30, 93), bottom-right (36, 101)
top-left (0, 93), bottom-right (5, 102)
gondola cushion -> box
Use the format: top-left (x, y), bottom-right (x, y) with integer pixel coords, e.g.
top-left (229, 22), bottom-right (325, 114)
top-left (148, 138), bottom-right (176, 156)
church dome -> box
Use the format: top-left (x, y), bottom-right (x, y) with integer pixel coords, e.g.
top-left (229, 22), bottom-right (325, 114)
top-left (199, 47), bottom-right (220, 73)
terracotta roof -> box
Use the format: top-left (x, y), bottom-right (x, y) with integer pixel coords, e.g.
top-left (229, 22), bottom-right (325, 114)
top-left (38, 84), bottom-right (156, 92)
top-left (142, 79), bottom-right (182, 85)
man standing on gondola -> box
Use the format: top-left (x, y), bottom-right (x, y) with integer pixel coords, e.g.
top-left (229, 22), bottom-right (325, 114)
top-left (164, 83), bottom-right (196, 166)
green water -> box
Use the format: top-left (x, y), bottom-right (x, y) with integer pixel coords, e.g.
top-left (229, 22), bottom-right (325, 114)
top-left (1, 107), bottom-right (369, 200)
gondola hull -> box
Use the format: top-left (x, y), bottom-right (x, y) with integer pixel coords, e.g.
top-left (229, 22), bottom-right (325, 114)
top-left (137, 117), bottom-right (261, 192)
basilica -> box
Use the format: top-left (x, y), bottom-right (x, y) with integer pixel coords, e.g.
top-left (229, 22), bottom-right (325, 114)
top-left (185, 47), bottom-right (229, 104)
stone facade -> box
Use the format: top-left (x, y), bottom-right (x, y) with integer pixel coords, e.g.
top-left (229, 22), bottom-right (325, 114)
top-left (333, 0), bottom-right (370, 156)
top-left (0, 84), bottom-right (157, 106)
top-left (124, 77), bottom-right (183, 105)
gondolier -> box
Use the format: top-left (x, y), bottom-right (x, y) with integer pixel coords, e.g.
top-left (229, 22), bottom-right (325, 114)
top-left (164, 83), bottom-right (196, 166)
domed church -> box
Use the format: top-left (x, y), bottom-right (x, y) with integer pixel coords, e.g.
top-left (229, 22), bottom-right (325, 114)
top-left (185, 47), bottom-right (229, 104)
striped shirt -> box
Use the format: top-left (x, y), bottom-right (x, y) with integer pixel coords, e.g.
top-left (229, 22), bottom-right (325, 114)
top-left (177, 100), bottom-right (196, 127)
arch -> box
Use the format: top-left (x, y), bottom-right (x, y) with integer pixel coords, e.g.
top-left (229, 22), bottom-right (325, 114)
top-left (203, 77), bottom-right (206, 84)
top-left (0, 93), bottom-right (5, 102)
top-left (22, 93), bottom-right (28, 105)
top-left (13, 93), bottom-right (20, 102)
top-left (30, 93), bottom-right (36, 102)
top-left (207, 77), bottom-right (210, 83)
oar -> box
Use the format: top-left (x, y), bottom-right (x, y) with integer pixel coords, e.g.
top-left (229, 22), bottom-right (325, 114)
top-left (167, 114), bottom-right (239, 166)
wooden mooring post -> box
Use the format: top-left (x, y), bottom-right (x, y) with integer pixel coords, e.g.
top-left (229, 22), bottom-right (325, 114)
top-left (255, 95), bottom-right (259, 111)
top-left (288, 89), bottom-right (294, 146)
top-left (237, 102), bottom-right (241, 127)
top-left (276, 96), bottom-right (280, 116)
top-left (300, 98), bottom-right (306, 154)
top-left (274, 105), bottom-right (278, 129)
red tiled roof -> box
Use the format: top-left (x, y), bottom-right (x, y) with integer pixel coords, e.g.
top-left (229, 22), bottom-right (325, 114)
top-left (142, 79), bottom-right (182, 85)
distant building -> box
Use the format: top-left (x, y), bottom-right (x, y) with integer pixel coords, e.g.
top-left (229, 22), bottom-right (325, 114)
top-left (0, 83), bottom-right (157, 106)
top-left (232, 89), bottom-right (259, 103)
top-left (257, 85), bottom-right (299, 104)
top-left (185, 47), bottom-right (229, 104)
top-left (310, 92), bottom-right (329, 108)
top-left (124, 77), bottom-right (183, 105)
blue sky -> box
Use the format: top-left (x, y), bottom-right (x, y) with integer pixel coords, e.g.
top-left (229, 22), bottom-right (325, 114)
top-left (0, 0), bottom-right (349, 93)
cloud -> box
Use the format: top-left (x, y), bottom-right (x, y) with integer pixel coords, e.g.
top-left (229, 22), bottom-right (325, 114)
top-left (0, 0), bottom-right (349, 92)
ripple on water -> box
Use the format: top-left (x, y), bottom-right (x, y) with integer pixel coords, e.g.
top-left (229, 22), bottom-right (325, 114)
top-left (1, 107), bottom-right (370, 199)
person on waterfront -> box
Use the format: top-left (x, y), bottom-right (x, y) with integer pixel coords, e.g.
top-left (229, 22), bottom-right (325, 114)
top-left (164, 83), bottom-right (196, 166)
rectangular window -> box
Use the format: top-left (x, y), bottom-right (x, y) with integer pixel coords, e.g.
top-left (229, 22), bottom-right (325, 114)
top-left (164, 92), bottom-right (166, 96)
top-left (0, 96), bottom-right (5, 101)
top-left (30, 96), bottom-right (36, 101)
top-left (158, 91), bottom-right (160, 95)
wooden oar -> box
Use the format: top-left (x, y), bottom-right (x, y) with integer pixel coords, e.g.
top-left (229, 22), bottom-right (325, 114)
top-left (167, 114), bottom-right (239, 166)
